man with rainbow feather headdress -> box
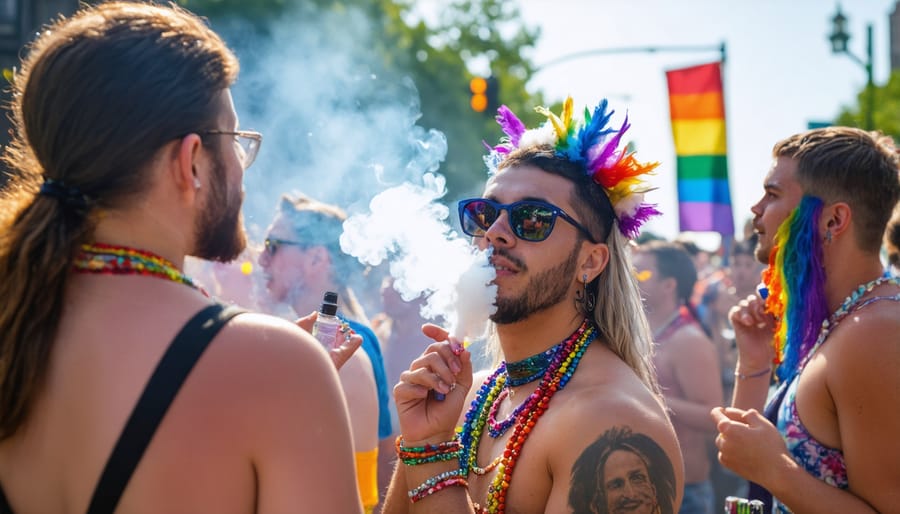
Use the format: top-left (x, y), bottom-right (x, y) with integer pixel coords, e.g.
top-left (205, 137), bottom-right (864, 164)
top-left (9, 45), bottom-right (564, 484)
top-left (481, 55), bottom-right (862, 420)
top-left (382, 97), bottom-right (683, 513)
top-left (711, 127), bottom-right (900, 514)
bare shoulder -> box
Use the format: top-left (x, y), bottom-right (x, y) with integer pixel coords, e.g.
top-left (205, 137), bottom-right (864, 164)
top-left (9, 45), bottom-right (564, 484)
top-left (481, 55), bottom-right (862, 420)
top-left (199, 312), bottom-right (341, 416)
top-left (827, 298), bottom-right (900, 387)
top-left (666, 323), bottom-right (715, 354)
top-left (538, 346), bottom-right (683, 513)
top-left (214, 312), bottom-right (333, 372)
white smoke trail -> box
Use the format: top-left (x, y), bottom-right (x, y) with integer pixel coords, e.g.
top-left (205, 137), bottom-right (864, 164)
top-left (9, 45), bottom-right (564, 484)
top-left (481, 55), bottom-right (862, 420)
top-left (215, 5), bottom-right (499, 334)
top-left (341, 173), bottom-right (497, 341)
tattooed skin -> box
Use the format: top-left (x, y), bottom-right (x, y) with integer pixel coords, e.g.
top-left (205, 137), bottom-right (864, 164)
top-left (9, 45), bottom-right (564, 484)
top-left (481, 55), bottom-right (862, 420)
top-left (569, 426), bottom-right (676, 514)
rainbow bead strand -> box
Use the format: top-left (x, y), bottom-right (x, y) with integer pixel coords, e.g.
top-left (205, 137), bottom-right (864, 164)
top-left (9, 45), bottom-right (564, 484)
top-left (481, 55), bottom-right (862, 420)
top-left (74, 242), bottom-right (206, 295)
top-left (457, 320), bottom-right (596, 513)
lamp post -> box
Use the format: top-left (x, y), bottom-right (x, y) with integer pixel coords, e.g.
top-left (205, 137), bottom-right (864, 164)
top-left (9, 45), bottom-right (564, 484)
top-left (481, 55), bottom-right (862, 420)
top-left (828, 5), bottom-right (874, 130)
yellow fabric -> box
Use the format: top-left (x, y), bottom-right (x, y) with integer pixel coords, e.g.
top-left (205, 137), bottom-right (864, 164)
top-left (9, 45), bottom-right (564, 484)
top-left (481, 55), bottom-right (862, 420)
top-left (355, 447), bottom-right (379, 513)
top-left (670, 119), bottom-right (727, 155)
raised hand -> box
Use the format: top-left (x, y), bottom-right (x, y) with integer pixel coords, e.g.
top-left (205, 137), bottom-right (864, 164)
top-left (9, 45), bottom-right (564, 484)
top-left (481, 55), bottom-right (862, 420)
top-left (393, 323), bottom-right (473, 444)
top-left (294, 311), bottom-right (363, 370)
top-left (729, 293), bottom-right (776, 371)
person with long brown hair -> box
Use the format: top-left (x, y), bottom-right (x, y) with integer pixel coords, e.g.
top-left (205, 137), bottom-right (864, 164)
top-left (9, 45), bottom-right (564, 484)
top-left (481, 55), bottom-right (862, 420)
top-left (0, 3), bottom-right (361, 512)
top-left (382, 97), bottom-right (682, 513)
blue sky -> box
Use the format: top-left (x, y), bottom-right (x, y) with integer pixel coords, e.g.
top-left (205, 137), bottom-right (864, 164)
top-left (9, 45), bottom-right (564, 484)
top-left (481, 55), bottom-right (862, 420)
top-left (464, 0), bottom-right (898, 245)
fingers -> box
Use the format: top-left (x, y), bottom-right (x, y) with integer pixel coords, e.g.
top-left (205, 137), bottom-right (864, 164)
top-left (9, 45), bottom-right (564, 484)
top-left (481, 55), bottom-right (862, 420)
top-left (329, 333), bottom-right (363, 370)
top-left (710, 406), bottom-right (729, 423)
top-left (422, 323), bottom-right (449, 342)
top-left (294, 311), bottom-right (317, 333)
top-left (728, 294), bottom-right (773, 329)
top-left (400, 336), bottom-right (473, 402)
top-left (408, 346), bottom-right (459, 392)
top-left (393, 380), bottom-right (430, 402)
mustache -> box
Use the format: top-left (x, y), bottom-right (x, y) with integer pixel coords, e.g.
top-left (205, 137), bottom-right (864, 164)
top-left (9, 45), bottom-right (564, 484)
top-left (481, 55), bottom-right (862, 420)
top-left (492, 247), bottom-right (526, 270)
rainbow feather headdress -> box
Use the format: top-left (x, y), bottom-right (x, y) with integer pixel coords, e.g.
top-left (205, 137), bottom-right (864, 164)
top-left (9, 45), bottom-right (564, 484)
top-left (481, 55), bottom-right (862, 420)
top-left (484, 96), bottom-right (661, 239)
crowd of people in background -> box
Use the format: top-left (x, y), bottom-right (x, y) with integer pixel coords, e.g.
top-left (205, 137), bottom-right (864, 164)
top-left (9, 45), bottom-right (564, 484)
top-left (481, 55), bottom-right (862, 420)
top-left (2, 2), bottom-right (900, 514)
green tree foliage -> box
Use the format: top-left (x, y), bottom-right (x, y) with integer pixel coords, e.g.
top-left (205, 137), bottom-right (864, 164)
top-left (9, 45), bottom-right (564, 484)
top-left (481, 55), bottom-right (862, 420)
top-left (177, 0), bottom-right (544, 197)
top-left (835, 70), bottom-right (900, 139)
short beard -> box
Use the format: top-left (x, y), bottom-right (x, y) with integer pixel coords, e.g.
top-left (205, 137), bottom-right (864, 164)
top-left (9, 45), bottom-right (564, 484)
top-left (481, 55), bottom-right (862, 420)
top-left (754, 242), bottom-right (769, 265)
top-left (194, 150), bottom-right (246, 262)
top-left (491, 241), bottom-right (580, 325)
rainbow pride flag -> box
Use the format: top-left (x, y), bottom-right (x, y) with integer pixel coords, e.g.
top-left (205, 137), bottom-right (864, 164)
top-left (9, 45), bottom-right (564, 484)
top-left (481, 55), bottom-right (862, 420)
top-left (666, 62), bottom-right (734, 236)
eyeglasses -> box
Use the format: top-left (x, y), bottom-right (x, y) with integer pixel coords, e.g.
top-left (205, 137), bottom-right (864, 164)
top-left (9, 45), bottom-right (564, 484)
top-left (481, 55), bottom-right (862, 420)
top-left (458, 198), bottom-right (597, 243)
top-left (200, 130), bottom-right (263, 169)
top-left (264, 237), bottom-right (305, 255)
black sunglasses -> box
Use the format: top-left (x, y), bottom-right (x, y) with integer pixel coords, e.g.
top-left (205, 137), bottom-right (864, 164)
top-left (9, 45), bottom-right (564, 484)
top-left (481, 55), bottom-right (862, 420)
top-left (458, 198), bottom-right (597, 243)
top-left (264, 237), bottom-right (305, 255)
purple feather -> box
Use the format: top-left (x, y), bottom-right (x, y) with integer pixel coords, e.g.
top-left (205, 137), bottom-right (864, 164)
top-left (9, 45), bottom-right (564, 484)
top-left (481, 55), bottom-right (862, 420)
top-left (495, 105), bottom-right (526, 146)
top-left (617, 204), bottom-right (661, 239)
top-left (587, 114), bottom-right (631, 171)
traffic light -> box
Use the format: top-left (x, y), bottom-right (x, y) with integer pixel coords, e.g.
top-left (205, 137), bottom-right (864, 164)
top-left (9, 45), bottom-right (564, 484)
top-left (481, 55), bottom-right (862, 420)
top-left (469, 76), bottom-right (499, 114)
top-left (469, 76), bottom-right (488, 112)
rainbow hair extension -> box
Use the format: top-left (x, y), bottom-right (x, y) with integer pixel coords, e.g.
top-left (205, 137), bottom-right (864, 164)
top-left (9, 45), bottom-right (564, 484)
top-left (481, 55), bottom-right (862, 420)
top-left (485, 97), bottom-right (661, 239)
top-left (761, 196), bottom-right (829, 382)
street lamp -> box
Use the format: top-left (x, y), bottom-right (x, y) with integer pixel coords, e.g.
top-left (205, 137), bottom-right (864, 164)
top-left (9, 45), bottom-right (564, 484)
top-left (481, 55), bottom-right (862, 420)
top-left (828, 5), bottom-right (874, 130)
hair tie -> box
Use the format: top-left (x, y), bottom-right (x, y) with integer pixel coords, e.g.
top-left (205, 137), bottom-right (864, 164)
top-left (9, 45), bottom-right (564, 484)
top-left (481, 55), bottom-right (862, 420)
top-left (39, 178), bottom-right (91, 211)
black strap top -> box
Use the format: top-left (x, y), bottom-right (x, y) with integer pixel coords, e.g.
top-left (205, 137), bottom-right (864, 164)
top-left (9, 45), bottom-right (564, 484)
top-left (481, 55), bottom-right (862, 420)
top-left (0, 303), bottom-right (243, 514)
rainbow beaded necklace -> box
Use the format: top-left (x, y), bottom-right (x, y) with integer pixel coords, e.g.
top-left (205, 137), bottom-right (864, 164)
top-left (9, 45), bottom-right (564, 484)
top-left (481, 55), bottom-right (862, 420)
top-left (457, 319), bottom-right (596, 513)
top-left (74, 242), bottom-right (207, 296)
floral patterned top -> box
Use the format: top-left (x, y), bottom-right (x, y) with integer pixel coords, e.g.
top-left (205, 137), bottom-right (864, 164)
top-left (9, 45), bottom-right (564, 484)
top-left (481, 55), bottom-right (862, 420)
top-left (770, 374), bottom-right (848, 513)
top-left (770, 289), bottom-right (900, 513)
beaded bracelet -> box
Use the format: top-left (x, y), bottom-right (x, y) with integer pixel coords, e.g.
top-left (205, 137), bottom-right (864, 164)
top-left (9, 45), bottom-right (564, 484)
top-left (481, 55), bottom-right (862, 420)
top-left (396, 436), bottom-right (461, 465)
top-left (734, 366), bottom-right (772, 380)
top-left (407, 469), bottom-right (464, 498)
top-left (409, 475), bottom-right (468, 503)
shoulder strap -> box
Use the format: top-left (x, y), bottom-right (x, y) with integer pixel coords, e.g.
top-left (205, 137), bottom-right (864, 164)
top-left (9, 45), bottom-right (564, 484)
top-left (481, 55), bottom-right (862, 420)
top-left (0, 483), bottom-right (12, 514)
top-left (85, 304), bottom-right (244, 514)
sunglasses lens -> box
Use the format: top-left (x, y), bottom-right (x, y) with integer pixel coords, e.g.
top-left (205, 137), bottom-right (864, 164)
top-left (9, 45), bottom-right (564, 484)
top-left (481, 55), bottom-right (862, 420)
top-left (510, 202), bottom-right (556, 241)
top-left (461, 200), bottom-right (498, 237)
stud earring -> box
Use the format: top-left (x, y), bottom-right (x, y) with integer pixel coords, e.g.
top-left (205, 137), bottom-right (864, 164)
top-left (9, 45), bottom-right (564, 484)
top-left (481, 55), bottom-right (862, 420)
top-left (193, 177), bottom-right (201, 190)
top-left (825, 229), bottom-right (832, 244)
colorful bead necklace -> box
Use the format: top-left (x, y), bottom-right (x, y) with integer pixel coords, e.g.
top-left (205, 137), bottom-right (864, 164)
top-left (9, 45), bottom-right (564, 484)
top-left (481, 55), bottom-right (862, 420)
top-left (74, 242), bottom-right (207, 296)
top-left (505, 340), bottom-right (564, 387)
top-left (794, 275), bottom-right (900, 375)
top-left (486, 340), bottom-right (569, 437)
top-left (457, 319), bottom-right (596, 513)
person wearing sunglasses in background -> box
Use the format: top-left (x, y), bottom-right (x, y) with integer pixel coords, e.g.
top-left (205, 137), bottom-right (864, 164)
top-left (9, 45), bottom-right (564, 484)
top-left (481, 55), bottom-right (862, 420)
top-left (259, 194), bottom-right (393, 514)
top-left (633, 241), bottom-right (722, 514)
top-left (0, 3), bottom-right (364, 513)
top-left (382, 98), bottom-right (683, 513)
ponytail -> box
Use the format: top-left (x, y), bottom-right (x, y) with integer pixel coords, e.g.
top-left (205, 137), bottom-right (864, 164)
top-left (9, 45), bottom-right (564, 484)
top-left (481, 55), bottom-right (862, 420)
top-left (0, 179), bottom-right (94, 439)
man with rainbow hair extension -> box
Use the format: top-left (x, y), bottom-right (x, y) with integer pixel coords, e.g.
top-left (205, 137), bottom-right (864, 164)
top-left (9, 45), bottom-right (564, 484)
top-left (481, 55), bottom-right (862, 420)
top-left (711, 127), bottom-right (900, 514)
top-left (383, 98), bottom-right (683, 513)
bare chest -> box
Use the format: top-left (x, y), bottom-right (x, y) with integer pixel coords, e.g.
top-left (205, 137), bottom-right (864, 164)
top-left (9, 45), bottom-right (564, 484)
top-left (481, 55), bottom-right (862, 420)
top-left (463, 389), bottom-right (556, 513)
